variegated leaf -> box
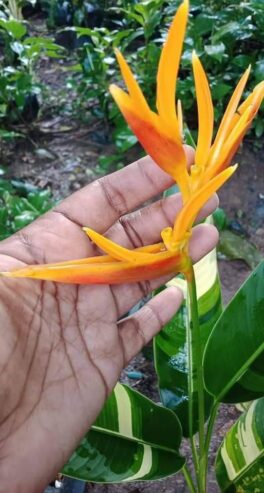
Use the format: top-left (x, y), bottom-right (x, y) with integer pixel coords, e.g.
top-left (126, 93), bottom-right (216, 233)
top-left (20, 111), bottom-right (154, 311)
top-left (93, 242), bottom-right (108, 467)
top-left (62, 383), bottom-right (184, 482)
top-left (216, 397), bottom-right (264, 492)
top-left (154, 225), bottom-right (222, 437)
top-left (204, 260), bottom-right (264, 403)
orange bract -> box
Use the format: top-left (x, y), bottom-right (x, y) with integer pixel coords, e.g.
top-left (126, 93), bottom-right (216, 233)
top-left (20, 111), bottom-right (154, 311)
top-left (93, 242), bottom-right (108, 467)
top-left (1, 0), bottom-right (263, 285)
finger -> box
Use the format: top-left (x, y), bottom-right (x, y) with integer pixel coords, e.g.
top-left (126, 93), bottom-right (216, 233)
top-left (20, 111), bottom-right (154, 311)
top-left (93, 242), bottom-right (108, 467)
top-left (52, 146), bottom-right (194, 233)
top-left (105, 192), bottom-right (218, 249)
top-left (112, 223), bottom-right (218, 318)
top-left (118, 286), bottom-right (183, 364)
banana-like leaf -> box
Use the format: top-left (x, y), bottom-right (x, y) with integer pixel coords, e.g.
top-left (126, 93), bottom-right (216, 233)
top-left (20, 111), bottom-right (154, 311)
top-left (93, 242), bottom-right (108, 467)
top-left (62, 383), bottom-right (184, 482)
top-left (154, 240), bottom-right (222, 437)
top-left (216, 398), bottom-right (264, 492)
top-left (204, 260), bottom-right (264, 403)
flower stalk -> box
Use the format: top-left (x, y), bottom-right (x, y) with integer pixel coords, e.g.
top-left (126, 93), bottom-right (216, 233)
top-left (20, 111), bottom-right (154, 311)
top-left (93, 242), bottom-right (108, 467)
top-left (186, 262), bottom-right (206, 492)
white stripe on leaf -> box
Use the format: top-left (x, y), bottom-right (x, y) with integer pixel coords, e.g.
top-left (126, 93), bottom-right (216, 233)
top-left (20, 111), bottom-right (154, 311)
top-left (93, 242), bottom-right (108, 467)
top-left (115, 383), bottom-right (133, 438)
top-left (122, 444), bottom-right (152, 481)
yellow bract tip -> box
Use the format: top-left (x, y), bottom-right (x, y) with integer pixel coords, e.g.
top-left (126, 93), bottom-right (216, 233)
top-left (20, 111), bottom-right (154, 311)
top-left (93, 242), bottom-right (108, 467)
top-left (231, 163), bottom-right (238, 172)
top-left (83, 227), bottom-right (154, 263)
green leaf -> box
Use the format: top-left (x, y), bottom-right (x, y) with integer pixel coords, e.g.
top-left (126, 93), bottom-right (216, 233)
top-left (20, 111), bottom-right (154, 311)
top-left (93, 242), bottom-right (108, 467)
top-left (62, 383), bottom-right (184, 482)
top-left (254, 60), bottom-right (264, 84)
top-left (0, 19), bottom-right (27, 39)
top-left (215, 398), bottom-right (264, 492)
top-left (163, 185), bottom-right (179, 198)
top-left (0, 130), bottom-right (22, 140)
top-left (13, 211), bottom-right (36, 229)
top-left (183, 125), bottom-right (196, 148)
top-left (212, 83), bottom-right (231, 100)
top-left (27, 190), bottom-right (54, 212)
top-left (113, 127), bottom-right (138, 152)
top-left (213, 208), bottom-right (227, 231)
top-left (212, 22), bottom-right (240, 43)
top-left (255, 119), bottom-right (264, 138)
top-left (11, 180), bottom-right (38, 195)
top-left (154, 224), bottom-right (222, 436)
top-left (233, 54), bottom-right (252, 69)
top-left (194, 13), bottom-right (215, 36)
top-left (218, 230), bottom-right (263, 270)
top-left (204, 261), bottom-right (264, 403)
top-left (204, 42), bottom-right (225, 60)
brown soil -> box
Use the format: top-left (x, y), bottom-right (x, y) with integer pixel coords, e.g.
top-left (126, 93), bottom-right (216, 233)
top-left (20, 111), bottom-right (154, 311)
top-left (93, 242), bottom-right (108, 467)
top-left (1, 26), bottom-right (263, 493)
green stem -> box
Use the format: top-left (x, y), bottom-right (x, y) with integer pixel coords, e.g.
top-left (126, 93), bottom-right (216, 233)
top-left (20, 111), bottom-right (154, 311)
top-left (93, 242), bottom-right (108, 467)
top-left (190, 434), bottom-right (199, 480)
top-left (201, 401), bottom-right (220, 490)
top-left (187, 263), bottom-right (205, 491)
top-left (183, 464), bottom-right (197, 493)
top-left (187, 336), bottom-right (199, 479)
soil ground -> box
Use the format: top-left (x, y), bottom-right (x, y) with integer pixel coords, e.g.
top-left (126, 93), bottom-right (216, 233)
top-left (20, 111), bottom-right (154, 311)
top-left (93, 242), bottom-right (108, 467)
top-left (1, 25), bottom-right (264, 493)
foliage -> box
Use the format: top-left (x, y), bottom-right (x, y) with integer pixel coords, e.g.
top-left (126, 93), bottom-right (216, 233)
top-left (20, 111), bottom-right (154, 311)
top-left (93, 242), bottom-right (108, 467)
top-left (215, 398), bottom-right (264, 492)
top-left (63, 383), bottom-right (184, 482)
top-left (0, 174), bottom-right (55, 239)
top-left (0, 3), bottom-right (62, 125)
top-left (0, 1), bottom-right (36, 20)
top-left (68, 26), bottom-right (135, 119)
top-left (204, 260), bottom-right (264, 404)
top-left (46, 0), bottom-right (105, 29)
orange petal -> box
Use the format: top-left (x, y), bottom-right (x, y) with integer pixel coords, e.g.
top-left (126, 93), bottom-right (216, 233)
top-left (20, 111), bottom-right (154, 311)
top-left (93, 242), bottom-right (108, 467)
top-left (173, 165), bottom-right (237, 242)
top-left (224, 81), bottom-right (264, 135)
top-left (0, 243), bottom-right (165, 274)
top-left (110, 83), bottom-right (135, 114)
top-left (1, 251), bottom-right (182, 284)
top-left (114, 49), bottom-right (150, 117)
top-left (208, 66), bottom-right (251, 168)
top-left (177, 100), bottom-right (183, 137)
top-left (83, 227), bottom-right (154, 262)
top-left (236, 81), bottom-right (264, 118)
top-left (246, 82), bottom-right (264, 120)
top-left (110, 89), bottom-right (190, 200)
top-left (205, 106), bottom-right (252, 180)
top-left (204, 83), bottom-right (264, 180)
top-left (192, 52), bottom-right (214, 167)
top-left (156, 0), bottom-right (188, 136)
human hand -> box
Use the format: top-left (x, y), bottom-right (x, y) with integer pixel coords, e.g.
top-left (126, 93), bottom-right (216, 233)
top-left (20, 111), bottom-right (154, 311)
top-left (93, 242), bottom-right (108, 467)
top-left (0, 149), bottom-right (218, 493)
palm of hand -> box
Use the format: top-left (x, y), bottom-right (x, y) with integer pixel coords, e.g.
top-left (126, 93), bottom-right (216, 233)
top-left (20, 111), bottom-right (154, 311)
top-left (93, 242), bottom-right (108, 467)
top-left (0, 154), bottom-right (217, 492)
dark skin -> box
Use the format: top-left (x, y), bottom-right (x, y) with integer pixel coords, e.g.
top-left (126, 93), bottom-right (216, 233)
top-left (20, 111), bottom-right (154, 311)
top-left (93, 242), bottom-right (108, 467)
top-left (0, 149), bottom-right (218, 492)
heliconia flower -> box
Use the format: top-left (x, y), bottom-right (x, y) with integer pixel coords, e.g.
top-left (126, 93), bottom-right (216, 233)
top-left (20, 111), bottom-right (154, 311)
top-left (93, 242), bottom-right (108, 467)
top-left (109, 2), bottom-right (264, 202)
top-left (0, 164), bottom-right (236, 284)
top-left (0, 0), bottom-right (263, 286)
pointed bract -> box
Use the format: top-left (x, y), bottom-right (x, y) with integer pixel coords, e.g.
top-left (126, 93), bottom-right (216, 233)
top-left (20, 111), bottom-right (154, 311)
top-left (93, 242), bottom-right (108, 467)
top-left (156, 0), bottom-right (188, 137)
top-left (192, 52), bottom-right (214, 168)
